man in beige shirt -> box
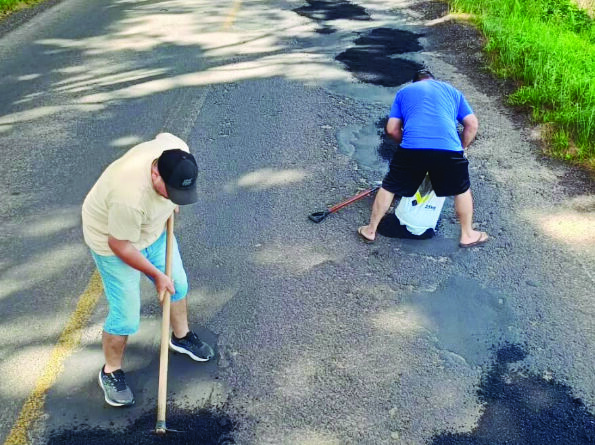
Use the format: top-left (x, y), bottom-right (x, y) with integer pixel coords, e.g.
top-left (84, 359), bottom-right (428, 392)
top-left (82, 133), bottom-right (213, 407)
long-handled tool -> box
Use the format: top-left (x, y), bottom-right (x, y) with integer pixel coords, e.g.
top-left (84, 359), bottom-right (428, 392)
top-left (155, 214), bottom-right (174, 435)
top-left (308, 184), bottom-right (381, 223)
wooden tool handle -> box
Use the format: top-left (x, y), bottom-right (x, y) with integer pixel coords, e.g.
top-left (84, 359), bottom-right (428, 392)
top-left (328, 186), bottom-right (379, 213)
top-left (156, 214), bottom-right (174, 434)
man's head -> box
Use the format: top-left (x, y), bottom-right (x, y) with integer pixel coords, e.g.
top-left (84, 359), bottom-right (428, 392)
top-left (156, 149), bottom-right (198, 205)
top-left (412, 69), bottom-right (434, 82)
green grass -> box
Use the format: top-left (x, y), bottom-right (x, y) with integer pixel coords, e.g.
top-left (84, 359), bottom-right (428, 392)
top-left (0, 0), bottom-right (44, 15)
top-left (449, 0), bottom-right (595, 168)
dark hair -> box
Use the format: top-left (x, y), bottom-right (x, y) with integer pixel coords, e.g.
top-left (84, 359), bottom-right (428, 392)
top-left (412, 69), bottom-right (434, 82)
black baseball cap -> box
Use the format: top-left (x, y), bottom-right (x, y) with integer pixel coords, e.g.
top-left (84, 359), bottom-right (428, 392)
top-left (157, 149), bottom-right (198, 205)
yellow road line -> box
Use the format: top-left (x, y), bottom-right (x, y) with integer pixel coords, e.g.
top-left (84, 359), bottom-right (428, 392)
top-left (3, 271), bottom-right (103, 445)
top-left (221, 0), bottom-right (242, 30)
top-left (4, 2), bottom-right (244, 443)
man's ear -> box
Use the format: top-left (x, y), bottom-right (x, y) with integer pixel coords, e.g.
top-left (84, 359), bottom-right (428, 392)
top-left (151, 160), bottom-right (161, 178)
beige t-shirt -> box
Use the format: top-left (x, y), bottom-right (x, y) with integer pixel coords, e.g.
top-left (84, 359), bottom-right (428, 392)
top-left (82, 133), bottom-right (189, 256)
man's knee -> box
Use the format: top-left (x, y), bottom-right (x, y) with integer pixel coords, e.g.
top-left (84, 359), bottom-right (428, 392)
top-left (171, 276), bottom-right (188, 303)
top-left (454, 187), bottom-right (472, 198)
top-left (104, 311), bottom-right (140, 336)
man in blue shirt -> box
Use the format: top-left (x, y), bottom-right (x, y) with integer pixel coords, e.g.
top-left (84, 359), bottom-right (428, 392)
top-left (357, 70), bottom-right (488, 248)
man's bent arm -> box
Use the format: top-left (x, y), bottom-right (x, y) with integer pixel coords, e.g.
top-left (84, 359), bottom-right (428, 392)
top-left (386, 117), bottom-right (403, 145)
top-left (108, 236), bottom-right (175, 297)
top-left (461, 114), bottom-right (479, 149)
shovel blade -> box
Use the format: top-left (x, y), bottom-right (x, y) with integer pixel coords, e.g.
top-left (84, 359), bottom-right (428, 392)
top-left (308, 211), bottom-right (330, 223)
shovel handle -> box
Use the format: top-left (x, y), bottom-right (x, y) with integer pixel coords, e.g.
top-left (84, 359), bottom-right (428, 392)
top-left (328, 186), bottom-right (379, 213)
top-left (308, 186), bottom-right (380, 223)
top-left (156, 214), bottom-right (174, 434)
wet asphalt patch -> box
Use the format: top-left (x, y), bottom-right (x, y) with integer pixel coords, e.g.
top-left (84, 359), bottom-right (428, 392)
top-left (400, 276), bottom-right (516, 366)
top-left (334, 116), bottom-right (400, 178)
top-left (336, 28), bottom-right (425, 87)
top-left (47, 406), bottom-right (235, 445)
top-left (432, 344), bottom-right (595, 444)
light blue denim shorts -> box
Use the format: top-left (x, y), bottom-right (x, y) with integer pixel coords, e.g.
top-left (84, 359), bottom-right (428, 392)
top-left (91, 231), bottom-right (188, 335)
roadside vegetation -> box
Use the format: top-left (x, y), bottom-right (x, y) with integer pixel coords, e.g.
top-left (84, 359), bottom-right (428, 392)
top-left (2, 0), bottom-right (593, 168)
top-left (0, 0), bottom-right (41, 16)
top-left (449, 0), bottom-right (595, 169)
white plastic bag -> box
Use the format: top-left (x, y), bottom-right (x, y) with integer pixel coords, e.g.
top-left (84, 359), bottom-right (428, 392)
top-left (395, 175), bottom-right (445, 235)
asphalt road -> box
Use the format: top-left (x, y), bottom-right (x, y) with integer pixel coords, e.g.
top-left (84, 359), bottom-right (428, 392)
top-left (0, 0), bottom-right (594, 444)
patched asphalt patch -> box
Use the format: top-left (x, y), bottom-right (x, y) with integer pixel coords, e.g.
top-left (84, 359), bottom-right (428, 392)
top-left (432, 344), bottom-right (595, 444)
top-left (293, 0), bottom-right (370, 22)
top-left (336, 28), bottom-right (425, 86)
top-left (47, 406), bottom-right (235, 445)
top-left (316, 25), bottom-right (336, 34)
top-left (352, 28), bottom-right (423, 54)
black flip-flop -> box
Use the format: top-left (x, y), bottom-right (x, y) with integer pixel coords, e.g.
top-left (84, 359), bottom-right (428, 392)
top-left (459, 232), bottom-right (489, 248)
top-left (357, 227), bottom-right (375, 244)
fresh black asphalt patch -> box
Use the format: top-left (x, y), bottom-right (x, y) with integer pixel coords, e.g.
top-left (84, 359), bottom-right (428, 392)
top-left (375, 116), bottom-right (399, 161)
top-left (293, 2), bottom-right (424, 86)
top-left (336, 28), bottom-right (425, 87)
top-left (352, 28), bottom-right (423, 55)
top-left (316, 26), bottom-right (335, 34)
top-left (47, 406), bottom-right (235, 445)
top-left (432, 344), bottom-right (595, 444)
top-left (293, 0), bottom-right (370, 22)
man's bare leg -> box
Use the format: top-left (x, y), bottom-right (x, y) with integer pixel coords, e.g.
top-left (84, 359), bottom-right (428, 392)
top-left (171, 298), bottom-right (190, 339)
top-left (454, 189), bottom-right (488, 245)
top-left (358, 187), bottom-right (395, 241)
top-left (103, 332), bottom-right (127, 373)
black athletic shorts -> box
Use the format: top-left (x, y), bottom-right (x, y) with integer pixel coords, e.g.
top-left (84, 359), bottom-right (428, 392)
top-left (382, 147), bottom-right (470, 197)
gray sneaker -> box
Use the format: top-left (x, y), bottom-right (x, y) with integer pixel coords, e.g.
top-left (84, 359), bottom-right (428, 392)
top-left (169, 331), bottom-right (214, 362)
top-left (98, 367), bottom-right (135, 407)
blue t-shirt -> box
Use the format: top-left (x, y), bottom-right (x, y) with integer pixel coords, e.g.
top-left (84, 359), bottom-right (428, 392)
top-left (389, 79), bottom-right (473, 151)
